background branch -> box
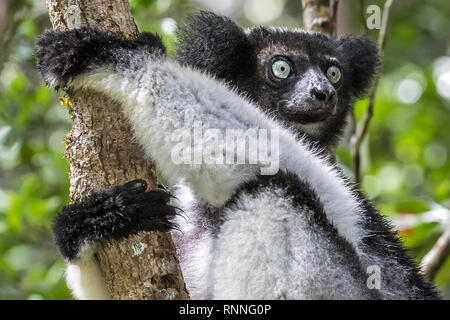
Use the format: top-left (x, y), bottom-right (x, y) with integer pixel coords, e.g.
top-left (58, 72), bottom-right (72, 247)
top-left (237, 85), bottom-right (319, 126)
top-left (350, 0), bottom-right (393, 184)
top-left (358, 0), bottom-right (369, 36)
top-left (421, 222), bottom-right (450, 283)
top-left (0, 0), bottom-right (25, 72)
top-left (301, 0), bottom-right (338, 37)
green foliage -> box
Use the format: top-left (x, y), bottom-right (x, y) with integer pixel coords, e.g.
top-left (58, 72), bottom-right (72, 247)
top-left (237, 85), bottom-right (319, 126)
top-left (0, 0), bottom-right (449, 299)
top-left (336, 0), bottom-right (450, 297)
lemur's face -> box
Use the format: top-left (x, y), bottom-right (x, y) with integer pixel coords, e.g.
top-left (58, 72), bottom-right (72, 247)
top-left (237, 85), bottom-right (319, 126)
top-left (250, 30), bottom-right (344, 130)
top-left (177, 12), bottom-right (379, 148)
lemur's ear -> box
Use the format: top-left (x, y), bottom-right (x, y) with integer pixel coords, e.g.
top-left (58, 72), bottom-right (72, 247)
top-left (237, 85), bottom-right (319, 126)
top-left (337, 35), bottom-right (381, 98)
top-left (177, 11), bottom-right (255, 82)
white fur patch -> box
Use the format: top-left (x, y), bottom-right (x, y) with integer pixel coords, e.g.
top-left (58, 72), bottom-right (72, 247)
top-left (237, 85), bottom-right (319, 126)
top-left (212, 186), bottom-right (370, 299)
top-left (65, 244), bottom-right (110, 300)
top-left (171, 182), bottom-right (216, 299)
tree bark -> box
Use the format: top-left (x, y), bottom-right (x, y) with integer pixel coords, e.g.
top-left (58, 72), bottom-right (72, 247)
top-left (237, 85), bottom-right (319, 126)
top-left (301, 0), bottom-right (338, 38)
top-left (45, 0), bottom-right (188, 300)
top-left (301, 0), bottom-right (337, 159)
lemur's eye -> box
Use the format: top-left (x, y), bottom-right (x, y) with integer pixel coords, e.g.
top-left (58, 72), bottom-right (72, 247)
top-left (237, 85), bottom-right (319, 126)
top-left (272, 60), bottom-right (291, 79)
top-left (327, 65), bottom-right (341, 84)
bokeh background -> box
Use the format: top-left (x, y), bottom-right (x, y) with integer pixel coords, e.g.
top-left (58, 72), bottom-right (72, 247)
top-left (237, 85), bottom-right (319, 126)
top-left (0, 0), bottom-right (449, 299)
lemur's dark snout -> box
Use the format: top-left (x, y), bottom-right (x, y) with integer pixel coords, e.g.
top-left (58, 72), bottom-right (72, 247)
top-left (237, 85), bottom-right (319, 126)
top-left (277, 87), bottom-right (337, 124)
top-left (309, 85), bottom-right (337, 115)
top-left (312, 87), bottom-right (336, 104)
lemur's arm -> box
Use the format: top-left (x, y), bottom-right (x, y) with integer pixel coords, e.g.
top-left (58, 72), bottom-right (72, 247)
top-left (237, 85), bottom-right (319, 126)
top-left (37, 28), bottom-right (264, 207)
top-left (36, 29), bottom-right (356, 216)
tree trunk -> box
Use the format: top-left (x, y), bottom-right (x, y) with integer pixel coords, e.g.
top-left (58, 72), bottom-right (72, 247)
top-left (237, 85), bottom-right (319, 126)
top-left (301, 0), bottom-right (338, 37)
top-left (301, 0), bottom-right (338, 158)
top-left (45, 0), bottom-right (188, 300)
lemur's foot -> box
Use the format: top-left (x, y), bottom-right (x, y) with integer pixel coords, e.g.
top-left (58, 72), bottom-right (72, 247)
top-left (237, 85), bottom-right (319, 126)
top-left (35, 28), bottom-right (165, 90)
top-left (53, 179), bottom-right (177, 260)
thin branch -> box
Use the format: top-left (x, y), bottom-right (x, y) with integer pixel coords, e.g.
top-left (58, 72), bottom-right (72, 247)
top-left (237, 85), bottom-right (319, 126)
top-left (348, 0), bottom-right (368, 148)
top-left (302, 0), bottom-right (333, 36)
top-left (421, 222), bottom-right (450, 283)
top-left (358, 0), bottom-right (369, 37)
top-left (330, 0), bottom-right (339, 39)
top-left (0, 0), bottom-right (25, 73)
top-left (350, 0), bottom-right (393, 184)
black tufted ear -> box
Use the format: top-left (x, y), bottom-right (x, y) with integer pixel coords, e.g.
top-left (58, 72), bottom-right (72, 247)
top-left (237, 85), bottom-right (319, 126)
top-left (337, 35), bottom-right (381, 98)
top-left (177, 11), bottom-right (256, 84)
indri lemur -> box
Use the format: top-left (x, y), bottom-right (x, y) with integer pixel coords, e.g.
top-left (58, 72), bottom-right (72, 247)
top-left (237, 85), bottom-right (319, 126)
top-left (35, 12), bottom-right (439, 299)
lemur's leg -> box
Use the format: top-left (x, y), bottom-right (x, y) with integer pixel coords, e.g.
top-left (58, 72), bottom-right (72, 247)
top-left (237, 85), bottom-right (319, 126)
top-left (52, 179), bottom-right (177, 299)
top-left (210, 170), bottom-right (383, 299)
top-left (169, 181), bottom-right (228, 299)
top-left (36, 28), bottom-right (439, 299)
top-left (64, 245), bottom-right (109, 300)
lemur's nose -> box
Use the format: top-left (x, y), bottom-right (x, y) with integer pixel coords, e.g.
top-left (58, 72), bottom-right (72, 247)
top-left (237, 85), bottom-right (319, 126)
top-left (312, 87), bottom-right (335, 103)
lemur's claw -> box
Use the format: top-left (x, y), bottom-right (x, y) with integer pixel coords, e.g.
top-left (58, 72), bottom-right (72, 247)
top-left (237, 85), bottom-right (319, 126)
top-left (157, 183), bottom-right (169, 191)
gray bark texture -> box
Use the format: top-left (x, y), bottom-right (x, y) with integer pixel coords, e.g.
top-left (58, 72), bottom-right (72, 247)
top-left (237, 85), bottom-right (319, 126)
top-left (301, 0), bottom-right (336, 37)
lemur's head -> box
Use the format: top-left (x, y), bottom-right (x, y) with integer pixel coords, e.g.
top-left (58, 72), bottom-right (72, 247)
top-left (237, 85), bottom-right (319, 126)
top-left (177, 11), bottom-right (380, 149)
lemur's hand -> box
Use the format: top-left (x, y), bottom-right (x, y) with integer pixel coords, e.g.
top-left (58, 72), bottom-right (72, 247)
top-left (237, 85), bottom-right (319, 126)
top-left (35, 28), bottom-right (166, 90)
top-left (35, 28), bottom-right (107, 90)
top-left (52, 179), bottom-right (177, 260)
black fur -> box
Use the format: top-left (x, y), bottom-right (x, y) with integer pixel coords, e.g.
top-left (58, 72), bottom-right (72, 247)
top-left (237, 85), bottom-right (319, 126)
top-left (337, 35), bottom-right (381, 98)
top-left (177, 12), bottom-right (380, 149)
top-left (177, 11), bottom-right (257, 90)
top-left (52, 180), bottom-right (177, 260)
top-left (354, 189), bottom-right (440, 299)
top-left (35, 28), bottom-right (166, 90)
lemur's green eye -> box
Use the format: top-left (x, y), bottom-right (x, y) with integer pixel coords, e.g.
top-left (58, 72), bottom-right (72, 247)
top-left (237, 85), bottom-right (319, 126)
top-left (272, 60), bottom-right (291, 79)
top-left (327, 65), bottom-right (341, 84)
